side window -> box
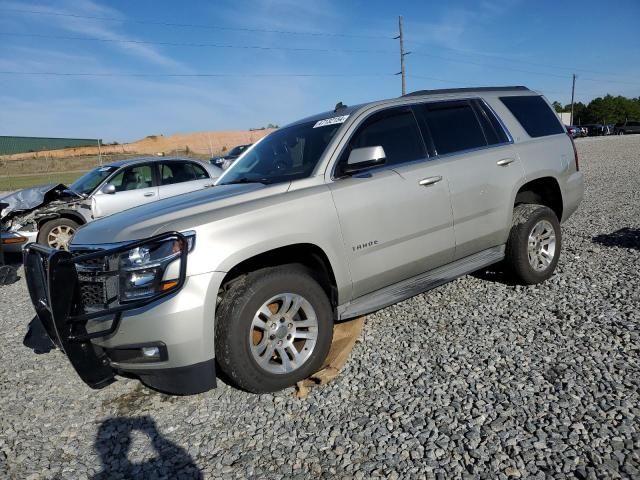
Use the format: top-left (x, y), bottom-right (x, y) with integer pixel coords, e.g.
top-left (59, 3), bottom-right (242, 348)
top-left (474, 100), bottom-right (510, 145)
top-left (188, 162), bottom-right (209, 180)
top-left (340, 108), bottom-right (425, 169)
top-left (499, 95), bottom-right (564, 138)
top-left (109, 165), bottom-right (153, 192)
top-left (160, 162), bottom-right (197, 185)
top-left (414, 101), bottom-right (487, 156)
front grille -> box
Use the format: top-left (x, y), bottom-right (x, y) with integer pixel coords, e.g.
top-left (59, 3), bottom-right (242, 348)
top-left (80, 280), bottom-right (106, 306)
top-left (71, 248), bottom-right (119, 310)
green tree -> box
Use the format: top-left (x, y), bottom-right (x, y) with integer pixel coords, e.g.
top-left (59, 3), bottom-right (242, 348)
top-left (552, 101), bottom-right (563, 113)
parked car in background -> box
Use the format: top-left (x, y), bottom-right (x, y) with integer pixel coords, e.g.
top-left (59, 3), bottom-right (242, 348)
top-left (582, 124), bottom-right (607, 136)
top-left (210, 144), bottom-right (252, 170)
top-left (0, 157), bottom-right (222, 251)
top-left (614, 120), bottom-right (640, 135)
top-left (23, 85), bottom-right (583, 395)
top-left (565, 125), bottom-right (579, 138)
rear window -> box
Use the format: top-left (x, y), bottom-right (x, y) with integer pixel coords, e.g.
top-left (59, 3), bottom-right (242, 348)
top-left (500, 95), bottom-right (564, 138)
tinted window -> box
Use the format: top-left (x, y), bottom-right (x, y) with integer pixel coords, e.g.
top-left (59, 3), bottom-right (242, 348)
top-left (415, 101), bottom-right (486, 155)
top-left (189, 162), bottom-right (209, 180)
top-left (500, 95), bottom-right (564, 137)
top-left (110, 165), bottom-right (153, 192)
top-left (474, 100), bottom-right (510, 144)
top-left (341, 108), bottom-right (425, 169)
top-left (160, 162), bottom-right (203, 185)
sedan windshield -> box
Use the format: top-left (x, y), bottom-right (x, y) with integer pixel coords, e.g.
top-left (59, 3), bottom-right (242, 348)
top-left (218, 121), bottom-right (341, 185)
top-left (69, 166), bottom-right (119, 196)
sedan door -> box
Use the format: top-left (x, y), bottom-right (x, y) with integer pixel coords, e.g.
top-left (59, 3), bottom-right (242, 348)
top-left (157, 161), bottom-right (215, 200)
top-left (328, 106), bottom-right (455, 298)
top-left (92, 163), bottom-right (158, 219)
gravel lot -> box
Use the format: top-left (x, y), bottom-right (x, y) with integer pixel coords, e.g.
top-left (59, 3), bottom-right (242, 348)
top-left (1, 135), bottom-right (639, 479)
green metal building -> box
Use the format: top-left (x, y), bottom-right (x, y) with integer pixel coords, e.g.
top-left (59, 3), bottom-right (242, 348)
top-left (0, 136), bottom-right (101, 156)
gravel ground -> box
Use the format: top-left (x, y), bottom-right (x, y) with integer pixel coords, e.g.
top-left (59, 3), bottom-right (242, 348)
top-left (1, 135), bottom-right (639, 479)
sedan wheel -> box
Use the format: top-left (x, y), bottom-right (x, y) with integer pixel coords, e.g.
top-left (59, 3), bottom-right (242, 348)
top-left (47, 225), bottom-right (76, 250)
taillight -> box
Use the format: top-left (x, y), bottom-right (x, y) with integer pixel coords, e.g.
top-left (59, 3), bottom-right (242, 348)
top-left (568, 132), bottom-right (579, 171)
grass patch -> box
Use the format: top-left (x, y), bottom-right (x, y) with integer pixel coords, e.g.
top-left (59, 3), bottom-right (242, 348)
top-left (0, 171), bottom-right (85, 191)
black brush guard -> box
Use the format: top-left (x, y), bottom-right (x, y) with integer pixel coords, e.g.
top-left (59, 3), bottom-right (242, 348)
top-left (23, 232), bottom-right (188, 389)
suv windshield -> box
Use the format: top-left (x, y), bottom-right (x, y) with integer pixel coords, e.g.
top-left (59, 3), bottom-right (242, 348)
top-left (69, 166), bottom-right (119, 196)
top-left (218, 121), bottom-right (341, 185)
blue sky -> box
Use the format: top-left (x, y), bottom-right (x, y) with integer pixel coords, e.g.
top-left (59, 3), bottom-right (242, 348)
top-left (0, 0), bottom-right (638, 142)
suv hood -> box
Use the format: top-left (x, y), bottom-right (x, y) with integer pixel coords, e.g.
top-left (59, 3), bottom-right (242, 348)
top-left (71, 182), bottom-right (284, 245)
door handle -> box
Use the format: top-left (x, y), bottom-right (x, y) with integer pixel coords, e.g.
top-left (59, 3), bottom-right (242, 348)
top-left (203, 183), bottom-right (214, 188)
top-left (143, 192), bottom-right (155, 197)
top-left (419, 176), bottom-right (443, 186)
top-left (496, 158), bottom-right (515, 166)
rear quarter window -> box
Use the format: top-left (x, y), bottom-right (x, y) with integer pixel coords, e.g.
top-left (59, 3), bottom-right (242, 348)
top-left (500, 95), bottom-right (564, 138)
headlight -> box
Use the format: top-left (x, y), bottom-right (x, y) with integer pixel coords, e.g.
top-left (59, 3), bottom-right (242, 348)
top-left (118, 232), bottom-right (195, 302)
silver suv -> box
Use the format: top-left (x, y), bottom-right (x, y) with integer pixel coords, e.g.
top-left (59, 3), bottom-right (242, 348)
top-left (23, 86), bottom-right (584, 394)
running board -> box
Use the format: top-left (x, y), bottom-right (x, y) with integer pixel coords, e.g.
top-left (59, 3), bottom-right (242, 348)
top-left (337, 245), bottom-right (505, 320)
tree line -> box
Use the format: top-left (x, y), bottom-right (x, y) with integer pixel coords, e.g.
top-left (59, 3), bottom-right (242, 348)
top-left (552, 95), bottom-right (640, 125)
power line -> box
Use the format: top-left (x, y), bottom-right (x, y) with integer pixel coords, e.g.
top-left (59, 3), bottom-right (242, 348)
top-left (409, 51), bottom-right (640, 86)
top-left (406, 40), bottom-right (640, 80)
top-left (2, 8), bottom-right (393, 39)
top-left (0, 32), bottom-right (394, 55)
top-left (0, 71), bottom-right (394, 78)
top-left (4, 32), bottom-right (632, 86)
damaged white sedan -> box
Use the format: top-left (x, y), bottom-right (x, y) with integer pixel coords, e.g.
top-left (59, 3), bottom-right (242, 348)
top-left (0, 157), bottom-right (222, 251)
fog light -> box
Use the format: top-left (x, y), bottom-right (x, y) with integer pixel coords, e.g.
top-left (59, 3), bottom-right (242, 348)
top-left (141, 346), bottom-right (160, 358)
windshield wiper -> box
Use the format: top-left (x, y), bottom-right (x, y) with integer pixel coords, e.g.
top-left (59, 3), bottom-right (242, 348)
top-left (221, 177), bottom-right (269, 186)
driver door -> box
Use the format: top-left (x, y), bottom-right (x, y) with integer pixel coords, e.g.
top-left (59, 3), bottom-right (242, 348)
top-left (328, 106), bottom-right (455, 298)
top-left (92, 164), bottom-right (158, 218)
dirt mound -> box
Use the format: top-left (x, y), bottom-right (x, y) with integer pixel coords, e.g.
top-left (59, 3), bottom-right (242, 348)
top-left (1, 129), bottom-right (276, 161)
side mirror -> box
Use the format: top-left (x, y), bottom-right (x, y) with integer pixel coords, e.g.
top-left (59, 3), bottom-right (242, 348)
top-left (344, 146), bottom-right (386, 174)
top-left (101, 184), bottom-right (116, 195)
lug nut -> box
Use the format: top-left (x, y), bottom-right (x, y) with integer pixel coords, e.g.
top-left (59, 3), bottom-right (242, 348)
top-left (287, 334), bottom-right (292, 340)
top-left (280, 318), bottom-right (285, 323)
top-left (277, 340), bottom-right (283, 346)
top-left (287, 323), bottom-right (293, 329)
top-left (269, 335), bottom-right (275, 340)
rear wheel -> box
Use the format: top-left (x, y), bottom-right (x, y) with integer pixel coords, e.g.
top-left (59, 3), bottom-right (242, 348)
top-left (215, 265), bottom-right (333, 393)
top-left (504, 204), bottom-right (561, 285)
top-left (37, 218), bottom-right (79, 250)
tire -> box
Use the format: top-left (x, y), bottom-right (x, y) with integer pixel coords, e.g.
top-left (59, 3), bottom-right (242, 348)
top-left (504, 204), bottom-right (561, 285)
top-left (37, 218), bottom-right (79, 250)
top-left (215, 265), bottom-right (334, 393)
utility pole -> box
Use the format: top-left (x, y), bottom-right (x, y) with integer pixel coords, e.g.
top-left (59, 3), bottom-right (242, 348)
top-left (395, 16), bottom-right (411, 96)
top-left (570, 73), bottom-right (576, 125)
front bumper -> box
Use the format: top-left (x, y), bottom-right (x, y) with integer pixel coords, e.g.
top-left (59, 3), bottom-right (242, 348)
top-left (1, 230), bottom-right (37, 252)
top-left (22, 233), bottom-right (219, 395)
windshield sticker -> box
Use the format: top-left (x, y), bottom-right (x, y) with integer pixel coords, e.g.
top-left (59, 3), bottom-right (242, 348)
top-left (313, 115), bottom-right (349, 128)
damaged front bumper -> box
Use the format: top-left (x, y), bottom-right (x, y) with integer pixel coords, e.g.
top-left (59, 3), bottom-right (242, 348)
top-left (22, 233), bottom-right (217, 394)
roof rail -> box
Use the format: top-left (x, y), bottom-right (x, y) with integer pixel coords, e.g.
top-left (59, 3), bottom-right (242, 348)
top-left (403, 86), bottom-right (530, 97)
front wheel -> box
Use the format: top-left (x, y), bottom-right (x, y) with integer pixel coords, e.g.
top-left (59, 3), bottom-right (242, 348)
top-left (37, 218), bottom-right (79, 250)
top-left (215, 265), bottom-right (334, 393)
top-left (504, 204), bottom-right (562, 285)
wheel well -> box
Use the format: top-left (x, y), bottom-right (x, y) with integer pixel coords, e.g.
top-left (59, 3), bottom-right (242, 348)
top-left (221, 244), bottom-right (338, 307)
top-left (514, 177), bottom-right (563, 220)
top-left (37, 211), bottom-right (86, 229)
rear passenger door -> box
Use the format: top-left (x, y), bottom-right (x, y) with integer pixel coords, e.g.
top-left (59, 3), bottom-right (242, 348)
top-left (414, 99), bottom-right (524, 259)
top-left (158, 161), bottom-right (214, 200)
top-left (329, 106), bottom-right (455, 298)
